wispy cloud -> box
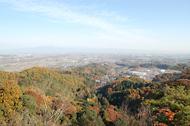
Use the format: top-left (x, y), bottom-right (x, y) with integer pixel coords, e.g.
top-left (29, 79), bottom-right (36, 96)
top-left (0, 0), bottom-right (160, 50)
top-left (0, 0), bottom-right (121, 31)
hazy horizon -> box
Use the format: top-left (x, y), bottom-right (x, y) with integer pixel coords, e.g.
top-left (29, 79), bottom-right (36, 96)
top-left (1, 46), bottom-right (190, 56)
top-left (0, 0), bottom-right (190, 54)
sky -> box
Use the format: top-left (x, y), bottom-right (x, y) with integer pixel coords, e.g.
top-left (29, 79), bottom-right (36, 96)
top-left (0, 0), bottom-right (190, 54)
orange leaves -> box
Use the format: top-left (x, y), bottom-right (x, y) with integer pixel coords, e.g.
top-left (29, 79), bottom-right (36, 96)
top-left (106, 105), bottom-right (122, 122)
top-left (24, 87), bottom-right (45, 106)
top-left (158, 108), bottom-right (175, 122)
top-left (63, 103), bottom-right (77, 115)
top-left (153, 108), bottom-right (176, 126)
top-left (89, 106), bottom-right (100, 114)
top-left (24, 86), bottom-right (77, 115)
top-left (51, 98), bottom-right (77, 115)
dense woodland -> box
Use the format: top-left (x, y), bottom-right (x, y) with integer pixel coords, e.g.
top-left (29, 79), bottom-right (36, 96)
top-left (0, 65), bottom-right (190, 126)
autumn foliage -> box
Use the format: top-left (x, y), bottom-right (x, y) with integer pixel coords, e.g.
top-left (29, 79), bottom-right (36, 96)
top-left (0, 80), bottom-right (22, 123)
top-left (0, 67), bottom-right (190, 125)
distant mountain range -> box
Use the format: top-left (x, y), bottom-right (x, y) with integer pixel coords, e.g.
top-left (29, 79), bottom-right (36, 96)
top-left (0, 46), bottom-right (190, 56)
top-left (0, 46), bottom-right (146, 54)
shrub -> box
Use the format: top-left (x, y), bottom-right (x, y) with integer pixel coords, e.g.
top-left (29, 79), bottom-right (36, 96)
top-left (114, 118), bottom-right (128, 126)
top-left (0, 80), bottom-right (22, 122)
top-left (77, 109), bottom-right (105, 126)
top-left (21, 94), bottom-right (37, 113)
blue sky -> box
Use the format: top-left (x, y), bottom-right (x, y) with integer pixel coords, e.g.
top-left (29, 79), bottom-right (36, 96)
top-left (0, 0), bottom-right (190, 53)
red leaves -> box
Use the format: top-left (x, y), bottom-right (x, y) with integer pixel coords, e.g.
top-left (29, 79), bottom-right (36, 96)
top-left (158, 108), bottom-right (175, 122)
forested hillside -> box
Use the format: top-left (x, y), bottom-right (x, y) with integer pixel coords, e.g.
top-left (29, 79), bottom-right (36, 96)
top-left (97, 68), bottom-right (190, 126)
top-left (0, 67), bottom-right (190, 126)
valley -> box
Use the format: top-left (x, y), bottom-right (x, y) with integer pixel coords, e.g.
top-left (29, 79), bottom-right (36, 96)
top-left (0, 54), bottom-right (190, 125)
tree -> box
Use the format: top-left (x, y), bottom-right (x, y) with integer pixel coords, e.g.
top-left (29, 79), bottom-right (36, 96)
top-left (77, 109), bottom-right (105, 126)
top-left (0, 80), bottom-right (22, 123)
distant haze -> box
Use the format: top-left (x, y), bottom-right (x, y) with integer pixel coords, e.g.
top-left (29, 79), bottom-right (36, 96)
top-left (0, 0), bottom-right (190, 54)
top-left (1, 47), bottom-right (190, 56)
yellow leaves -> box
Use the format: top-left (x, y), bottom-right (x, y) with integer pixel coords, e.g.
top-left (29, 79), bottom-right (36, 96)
top-left (0, 80), bottom-right (22, 118)
top-left (87, 97), bottom-right (97, 103)
top-left (20, 67), bottom-right (85, 87)
top-left (128, 89), bottom-right (141, 99)
top-left (19, 67), bottom-right (88, 101)
top-left (0, 67), bottom-right (90, 124)
top-left (0, 71), bottom-right (17, 83)
top-left (128, 76), bottom-right (149, 83)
